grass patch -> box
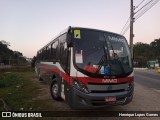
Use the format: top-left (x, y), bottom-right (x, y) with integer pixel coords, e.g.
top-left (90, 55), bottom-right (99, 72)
top-left (0, 67), bottom-right (71, 120)
top-left (0, 71), bottom-right (40, 111)
top-left (0, 68), bottom-right (74, 120)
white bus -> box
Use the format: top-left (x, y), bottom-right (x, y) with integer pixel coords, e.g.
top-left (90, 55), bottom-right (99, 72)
top-left (35, 27), bottom-right (134, 109)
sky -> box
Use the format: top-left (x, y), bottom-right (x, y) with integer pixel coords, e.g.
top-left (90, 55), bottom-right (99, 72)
top-left (0, 0), bottom-right (160, 58)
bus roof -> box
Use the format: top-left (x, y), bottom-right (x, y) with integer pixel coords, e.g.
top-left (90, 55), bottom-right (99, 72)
top-left (37, 26), bottom-right (126, 53)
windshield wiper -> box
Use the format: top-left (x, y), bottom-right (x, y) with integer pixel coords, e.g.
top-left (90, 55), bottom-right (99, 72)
top-left (95, 54), bottom-right (105, 74)
top-left (95, 34), bottom-right (126, 75)
top-left (115, 57), bottom-right (126, 74)
top-left (95, 35), bottom-right (110, 74)
top-left (109, 42), bottom-right (126, 74)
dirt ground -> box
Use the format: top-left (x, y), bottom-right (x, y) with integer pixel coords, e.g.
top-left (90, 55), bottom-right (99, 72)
top-left (31, 77), bottom-right (72, 111)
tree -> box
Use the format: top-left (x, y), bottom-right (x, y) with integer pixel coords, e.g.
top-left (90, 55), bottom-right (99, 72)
top-left (133, 38), bottom-right (160, 67)
top-left (0, 40), bottom-right (27, 65)
top-left (133, 42), bottom-right (151, 67)
top-left (150, 38), bottom-right (160, 59)
top-left (0, 40), bottom-right (10, 47)
top-left (0, 40), bottom-right (11, 64)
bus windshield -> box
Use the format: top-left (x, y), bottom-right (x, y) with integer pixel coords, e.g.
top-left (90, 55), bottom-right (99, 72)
top-left (73, 29), bottom-right (133, 77)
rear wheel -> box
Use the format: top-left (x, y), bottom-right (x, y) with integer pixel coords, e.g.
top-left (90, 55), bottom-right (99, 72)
top-left (50, 81), bottom-right (61, 100)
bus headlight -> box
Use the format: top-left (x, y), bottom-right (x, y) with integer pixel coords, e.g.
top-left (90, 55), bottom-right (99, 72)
top-left (72, 79), bottom-right (89, 94)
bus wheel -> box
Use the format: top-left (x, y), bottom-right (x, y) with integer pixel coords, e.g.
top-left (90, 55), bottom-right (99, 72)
top-left (50, 81), bottom-right (61, 100)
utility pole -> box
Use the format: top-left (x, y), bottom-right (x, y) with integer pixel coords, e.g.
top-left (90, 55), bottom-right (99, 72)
top-left (130, 0), bottom-right (134, 58)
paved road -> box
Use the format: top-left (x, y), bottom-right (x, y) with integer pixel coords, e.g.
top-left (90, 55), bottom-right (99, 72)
top-left (83, 69), bottom-right (160, 119)
top-left (134, 69), bottom-right (160, 90)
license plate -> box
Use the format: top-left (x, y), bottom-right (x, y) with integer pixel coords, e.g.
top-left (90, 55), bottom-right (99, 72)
top-left (105, 96), bottom-right (116, 102)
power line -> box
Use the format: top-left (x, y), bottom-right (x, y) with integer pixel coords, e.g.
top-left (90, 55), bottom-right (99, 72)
top-left (120, 18), bottom-right (130, 34)
top-left (120, 0), bottom-right (160, 35)
top-left (135, 0), bottom-right (145, 9)
top-left (121, 24), bottom-right (130, 35)
top-left (121, 0), bottom-right (146, 35)
top-left (134, 0), bottom-right (154, 15)
top-left (135, 0), bottom-right (160, 21)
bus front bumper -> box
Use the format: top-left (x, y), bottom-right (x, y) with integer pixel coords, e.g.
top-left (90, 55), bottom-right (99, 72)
top-left (71, 86), bottom-right (133, 109)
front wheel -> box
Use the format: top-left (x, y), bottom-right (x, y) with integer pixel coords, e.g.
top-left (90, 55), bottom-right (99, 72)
top-left (50, 81), bottom-right (62, 100)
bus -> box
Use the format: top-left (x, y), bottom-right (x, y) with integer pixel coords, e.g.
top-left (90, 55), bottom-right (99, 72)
top-left (35, 26), bottom-right (134, 109)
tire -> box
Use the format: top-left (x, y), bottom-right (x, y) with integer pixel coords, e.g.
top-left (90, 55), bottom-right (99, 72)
top-left (50, 81), bottom-right (62, 100)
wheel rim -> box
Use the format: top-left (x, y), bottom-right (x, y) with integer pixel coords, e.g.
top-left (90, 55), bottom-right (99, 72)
top-left (52, 83), bottom-right (58, 98)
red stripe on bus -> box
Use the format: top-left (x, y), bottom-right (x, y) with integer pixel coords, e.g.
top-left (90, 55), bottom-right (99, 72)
top-left (46, 67), bottom-right (133, 86)
top-left (72, 76), bottom-right (134, 85)
top-left (50, 68), bottom-right (71, 84)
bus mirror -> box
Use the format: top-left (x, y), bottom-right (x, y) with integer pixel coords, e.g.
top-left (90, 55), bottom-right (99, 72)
top-left (67, 33), bottom-right (73, 47)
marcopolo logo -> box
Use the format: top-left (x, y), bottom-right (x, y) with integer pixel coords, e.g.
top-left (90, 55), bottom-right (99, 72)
top-left (102, 79), bottom-right (117, 83)
top-left (2, 112), bottom-right (11, 117)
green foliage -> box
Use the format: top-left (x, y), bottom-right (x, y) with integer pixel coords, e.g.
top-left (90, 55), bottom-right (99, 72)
top-left (0, 73), bottom-right (19, 87)
top-left (150, 38), bottom-right (160, 59)
top-left (133, 38), bottom-right (160, 67)
top-left (0, 72), bottom-right (39, 111)
top-left (0, 40), bottom-right (27, 65)
top-left (0, 71), bottom-right (65, 112)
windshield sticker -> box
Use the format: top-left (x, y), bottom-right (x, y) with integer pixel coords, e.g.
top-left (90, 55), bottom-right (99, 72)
top-left (74, 30), bottom-right (81, 39)
top-left (104, 67), bottom-right (110, 74)
top-left (108, 36), bottom-right (124, 42)
top-left (100, 66), bottom-right (104, 74)
top-left (76, 50), bottom-right (83, 63)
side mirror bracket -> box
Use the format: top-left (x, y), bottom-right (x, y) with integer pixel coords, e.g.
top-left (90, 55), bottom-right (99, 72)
top-left (67, 27), bottom-right (73, 47)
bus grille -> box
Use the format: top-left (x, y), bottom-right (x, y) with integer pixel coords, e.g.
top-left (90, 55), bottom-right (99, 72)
top-left (91, 89), bottom-right (125, 93)
top-left (87, 83), bottom-right (128, 93)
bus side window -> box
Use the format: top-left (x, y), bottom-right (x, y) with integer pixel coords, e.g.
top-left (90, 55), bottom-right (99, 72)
top-left (60, 42), bottom-right (64, 62)
top-left (51, 42), bottom-right (55, 61)
top-left (48, 45), bottom-right (52, 60)
top-left (43, 49), bottom-right (45, 60)
top-left (40, 50), bottom-right (42, 60)
top-left (60, 42), bottom-right (68, 71)
top-left (43, 48), bottom-right (46, 60)
top-left (50, 43), bottom-right (54, 60)
top-left (51, 40), bottom-right (58, 62)
top-left (58, 33), bottom-right (69, 72)
top-left (45, 47), bottom-right (48, 60)
top-left (55, 40), bottom-right (60, 61)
